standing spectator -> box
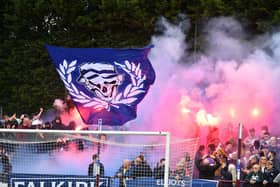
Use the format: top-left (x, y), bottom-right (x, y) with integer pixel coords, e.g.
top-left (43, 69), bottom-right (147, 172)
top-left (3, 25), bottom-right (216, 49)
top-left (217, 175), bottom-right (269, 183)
top-left (17, 115), bottom-right (32, 140)
top-left (207, 143), bottom-right (216, 157)
top-left (259, 156), bottom-right (267, 174)
top-left (244, 128), bottom-right (258, 147)
top-left (18, 115), bottom-right (31, 129)
top-left (0, 146), bottom-right (11, 184)
top-left (42, 122), bottom-right (52, 129)
top-left (31, 108), bottom-right (44, 120)
top-left (242, 155), bottom-right (259, 180)
top-left (250, 140), bottom-right (261, 156)
top-left (177, 152), bottom-right (192, 177)
top-left (116, 159), bottom-right (131, 187)
top-left (245, 164), bottom-right (264, 187)
top-left (227, 152), bottom-right (237, 186)
top-left (259, 145), bottom-right (269, 158)
top-left (52, 116), bottom-right (67, 130)
top-left (260, 132), bottom-right (271, 147)
top-left (263, 160), bottom-right (278, 187)
top-left (241, 150), bottom-right (252, 173)
top-left (0, 115), bottom-right (10, 128)
top-left (196, 155), bottom-right (221, 180)
top-left (224, 141), bottom-right (234, 155)
top-left (130, 156), bottom-right (152, 177)
top-left (268, 137), bottom-right (280, 159)
top-left (88, 154), bottom-right (104, 177)
top-left (194, 145), bottom-right (205, 178)
top-left (153, 158), bottom-right (166, 179)
top-left (173, 162), bottom-right (186, 180)
top-left (268, 151), bottom-right (280, 172)
top-left (219, 162), bottom-right (233, 187)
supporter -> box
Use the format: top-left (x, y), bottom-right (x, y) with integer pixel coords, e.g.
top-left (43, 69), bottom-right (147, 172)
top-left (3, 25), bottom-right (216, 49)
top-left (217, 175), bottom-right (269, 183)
top-left (31, 108), bottom-right (44, 120)
top-left (194, 145), bottom-right (205, 178)
top-left (31, 119), bottom-right (43, 129)
top-left (259, 156), bottom-right (267, 173)
top-left (250, 140), bottom-right (261, 155)
top-left (9, 119), bottom-right (18, 129)
top-left (242, 155), bottom-right (259, 179)
top-left (17, 115), bottom-right (33, 140)
top-left (207, 143), bottom-right (216, 156)
top-left (52, 116), bottom-right (67, 130)
top-left (263, 160), bottom-right (278, 187)
top-left (259, 145), bottom-right (269, 158)
top-left (219, 162), bottom-right (233, 187)
top-left (153, 158), bottom-right (166, 179)
top-left (130, 155), bottom-right (152, 177)
top-left (116, 159), bottom-right (132, 187)
top-left (173, 162), bottom-right (186, 180)
top-left (267, 151), bottom-right (280, 172)
top-left (269, 136), bottom-right (278, 147)
top-left (244, 128), bottom-right (258, 147)
top-left (0, 115), bottom-right (10, 128)
top-left (18, 115), bottom-right (31, 129)
top-left (179, 152), bottom-right (192, 177)
top-left (196, 155), bottom-right (221, 180)
top-left (0, 146), bottom-right (11, 184)
top-left (42, 122), bottom-right (52, 129)
top-left (224, 141), bottom-right (234, 155)
top-left (241, 150), bottom-right (252, 172)
top-left (228, 163), bottom-right (237, 187)
top-left (260, 126), bottom-right (269, 138)
top-left (227, 151), bottom-right (237, 184)
top-left (261, 125), bottom-right (269, 133)
top-left (260, 131), bottom-right (271, 147)
top-left (268, 136), bottom-right (280, 158)
top-left (88, 154), bottom-right (104, 177)
top-left (245, 164), bottom-right (264, 187)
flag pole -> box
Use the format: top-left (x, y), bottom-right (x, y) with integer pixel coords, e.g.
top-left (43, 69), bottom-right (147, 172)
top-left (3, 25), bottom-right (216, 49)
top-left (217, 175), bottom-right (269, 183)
top-left (96, 118), bottom-right (102, 187)
top-left (236, 122), bottom-right (242, 187)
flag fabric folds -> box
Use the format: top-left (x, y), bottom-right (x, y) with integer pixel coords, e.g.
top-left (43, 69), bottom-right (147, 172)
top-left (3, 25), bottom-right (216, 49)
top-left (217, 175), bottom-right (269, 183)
top-left (46, 45), bottom-right (155, 126)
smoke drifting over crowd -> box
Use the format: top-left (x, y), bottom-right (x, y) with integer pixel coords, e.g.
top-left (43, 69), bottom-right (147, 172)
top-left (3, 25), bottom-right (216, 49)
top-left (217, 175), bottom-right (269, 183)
top-left (131, 16), bottom-right (280, 142)
top-left (14, 15), bottom-right (280, 176)
top-left (53, 16), bottom-right (280, 144)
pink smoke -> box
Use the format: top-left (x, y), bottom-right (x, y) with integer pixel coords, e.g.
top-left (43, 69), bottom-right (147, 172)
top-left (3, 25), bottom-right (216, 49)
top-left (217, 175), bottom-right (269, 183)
top-left (56, 17), bottom-right (280, 146)
top-left (130, 17), bottom-right (280, 144)
top-left (28, 16), bottom-right (280, 176)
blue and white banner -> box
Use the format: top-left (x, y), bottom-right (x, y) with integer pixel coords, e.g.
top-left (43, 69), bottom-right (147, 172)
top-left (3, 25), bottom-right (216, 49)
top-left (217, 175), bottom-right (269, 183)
top-left (10, 175), bottom-right (193, 187)
top-left (46, 45), bottom-right (155, 126)
top-left (10, 177), bottom-right (109, 187)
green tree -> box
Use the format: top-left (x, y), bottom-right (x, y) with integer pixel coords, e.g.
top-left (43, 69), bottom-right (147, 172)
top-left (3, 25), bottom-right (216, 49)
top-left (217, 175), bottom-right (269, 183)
top-left (0, 0), bottom-right (279, 115)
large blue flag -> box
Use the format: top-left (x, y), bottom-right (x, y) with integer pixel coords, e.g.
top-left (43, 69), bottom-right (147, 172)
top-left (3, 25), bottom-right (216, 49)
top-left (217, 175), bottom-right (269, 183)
top-left (46, 45), bottom-right (155, 126)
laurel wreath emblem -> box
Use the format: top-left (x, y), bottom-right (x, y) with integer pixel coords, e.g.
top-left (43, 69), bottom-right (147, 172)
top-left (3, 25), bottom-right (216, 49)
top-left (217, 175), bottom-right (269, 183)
top-left (57, 59), bottom-right (146, 111)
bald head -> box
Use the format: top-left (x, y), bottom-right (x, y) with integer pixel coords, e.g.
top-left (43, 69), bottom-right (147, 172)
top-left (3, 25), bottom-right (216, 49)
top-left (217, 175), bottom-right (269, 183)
top-left (202, 158), bottom-right (210, 165)
top-left (123, 159), bottom-right (131, 168)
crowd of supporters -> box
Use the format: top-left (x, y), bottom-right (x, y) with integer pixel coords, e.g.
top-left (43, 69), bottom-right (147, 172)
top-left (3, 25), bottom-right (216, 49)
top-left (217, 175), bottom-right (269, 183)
top-left (2, 109), bottom-right (280, 187)
top-left (193, 126), bottom-right (280, 187)
top-left (0, 108), bottom-right (81, 131)
top-left (88, 152), bottom-right (191, 183)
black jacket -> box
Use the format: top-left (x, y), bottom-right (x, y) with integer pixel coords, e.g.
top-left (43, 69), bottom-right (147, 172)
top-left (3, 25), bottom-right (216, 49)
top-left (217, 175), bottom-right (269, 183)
top-left (88, 162), bottom-right (105, 177)
top-left (196, 158), bottom-right (221, 180)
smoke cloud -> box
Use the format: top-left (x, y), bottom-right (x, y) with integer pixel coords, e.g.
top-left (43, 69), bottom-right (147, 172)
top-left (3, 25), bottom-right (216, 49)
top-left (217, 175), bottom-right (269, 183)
top-left (130, 16), bottom-right (280, 144)
top-left (25, 16), bottom-right (280, 176)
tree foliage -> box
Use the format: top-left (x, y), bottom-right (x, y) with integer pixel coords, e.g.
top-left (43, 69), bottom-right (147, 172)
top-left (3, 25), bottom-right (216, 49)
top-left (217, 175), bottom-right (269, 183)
top-left (0, 0), bottom-right (279, 115)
